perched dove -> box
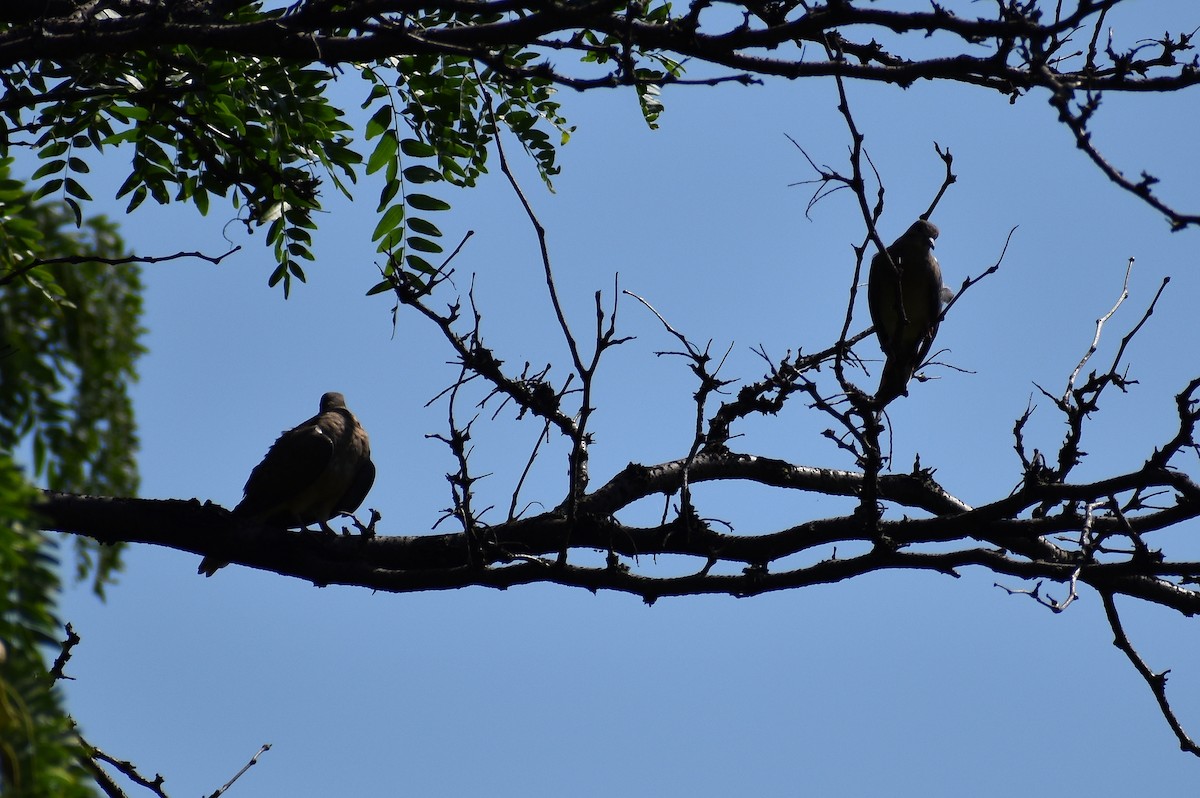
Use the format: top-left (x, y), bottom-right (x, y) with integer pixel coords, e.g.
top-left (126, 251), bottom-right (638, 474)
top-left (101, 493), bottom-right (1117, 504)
top-left (867, 219), bottom-right (949, 408)
top-left (199, 391), bottom-right (375, 576)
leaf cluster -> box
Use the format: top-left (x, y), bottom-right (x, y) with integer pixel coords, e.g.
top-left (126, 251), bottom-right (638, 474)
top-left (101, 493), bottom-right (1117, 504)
top-left (360, 49), bottom-right (572, 295)
top-left (0, 459), bottom-right (95, 798)
top-left (0, 156), bottom-right (145, 796)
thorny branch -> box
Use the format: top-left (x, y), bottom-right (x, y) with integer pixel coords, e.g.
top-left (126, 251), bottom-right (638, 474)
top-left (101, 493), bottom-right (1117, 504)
top-left (482, 84), bottom-right (631, 562)
top-left (49, 621), bottom-right (80, 681)
top-left (428, 363), bottom-right (488, 562)
top-left (52, 629), bottom-right (171, 798)
top-left (84, 740), bottom-right (169, 798)
top-left (1031, 258), bottom-right (1167, 490)
top-left (623, 289), bottom-right (734, 517)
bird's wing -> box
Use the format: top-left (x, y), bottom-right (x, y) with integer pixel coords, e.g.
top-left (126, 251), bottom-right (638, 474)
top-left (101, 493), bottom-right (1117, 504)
top-left (337, 457), bottom-right (376, 515)
top-left (234, 410), bottom-right (344, 520)
top-left (912, 250), bottom-right (944, 366)
top-left (334, 417), bottom-right (375, 514)
top-left (867, 249), bottom-right (898, 356)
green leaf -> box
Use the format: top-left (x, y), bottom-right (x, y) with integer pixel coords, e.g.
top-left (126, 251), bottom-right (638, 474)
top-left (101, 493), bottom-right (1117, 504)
top-left (407, 217), bottom-right (442, 237)
top-left (406, 193), bottom-right (450, 212)
top-left (116, 103), bottom-right (150, 121)
top-left (64, 197), bottom-right (82, 226)
top-left (40, 140), bottom-right (69, 158)
top-left (64, 178), bottom-right (92, 201)
top-left (366, 129), bottom-right (398, 175)
top-left (361, 81), bottom-right (389, 108)
top-left (406, 254), bottom-right (437, 274)
top-left (371, 203), bottom-right (406, 242)
top-left (32, 160), bottom-right (66, 180)
top-left (408, 236), bottom-right (444, 253)
top-left (31, 178), bottom-right (64, 201)
top-left (125, 185), bottom-right (148, 214)
top-left (366, 104), bottom-right (392, 140)
top-left (376, 227), bottom-right (405, 251)
top-left (194, 188), bottom-right (210, 216)
top-left (400, 138), bottom-right (436, 157)
top-left (366, 278), bottom-right (394, 296)
top-left (403, 165), bottom-right (442, 184)
top-left (377, 176), bottom-right (401, 212)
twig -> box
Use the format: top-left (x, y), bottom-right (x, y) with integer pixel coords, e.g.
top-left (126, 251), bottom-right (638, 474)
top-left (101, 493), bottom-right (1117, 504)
top-left (49, 622), bottom-right (80, 681)
top-left (1101, 592), bottom-right (1200, 755)
top-left (994, 567), bottom-right (1081, 613)
top-left (922, 142), bottom-right (957, 220)
top-left (1065, 256), bottom-right (1134, 398)
top-left (508, 415), bottom-right (553, 522)
top-left (482, 88), bottom-right (582, 377)
top-left (83, 737), bottom-right (170, 798)
top-left (0, 246), bottom-right (242, 287)
top-left (938, 225), bottom-right (1014, 319)
top-left (1041, 69), bottom-right (1200, 231)
top-left (1106, 274), bottom-right (1170, 377)
top-left (80, 752), bottom-right (134, 798)
top-left (205, 743), bottom-right (272, 798)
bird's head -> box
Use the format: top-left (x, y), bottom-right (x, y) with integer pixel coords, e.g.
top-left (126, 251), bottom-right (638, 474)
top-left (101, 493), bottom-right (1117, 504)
top-left (905, 219), bottom-right (939, 250)
top-left (319, 392), bottom-right (348, 411)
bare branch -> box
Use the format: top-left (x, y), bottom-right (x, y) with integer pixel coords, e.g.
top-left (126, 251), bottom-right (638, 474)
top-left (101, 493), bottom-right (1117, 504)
top-left (205, 743), bottom-right (272, 798)
top-left (1101, 592), bottom-right (1200, 756)
top-left (49, 621), bottom-right (80, 681)
top-left (994, 567), bottom-right (1081, 613)
top-left (1065, 256), bottom-right (1134, 398)
top-left (0, 247), bottom-right (242, 288)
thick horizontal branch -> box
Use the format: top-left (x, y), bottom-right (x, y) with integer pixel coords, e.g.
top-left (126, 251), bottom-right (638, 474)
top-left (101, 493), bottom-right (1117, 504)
top-left (1, 1), bottom-right (1195, 95)
top-left (35, 449), bottom-right (1200, 612)
top-left (36, 490), bottom-right (1200, 610)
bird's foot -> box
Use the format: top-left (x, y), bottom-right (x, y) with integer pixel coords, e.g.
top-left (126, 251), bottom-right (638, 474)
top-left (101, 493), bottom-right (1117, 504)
top-left (347, 509), bottom-right (380, 540)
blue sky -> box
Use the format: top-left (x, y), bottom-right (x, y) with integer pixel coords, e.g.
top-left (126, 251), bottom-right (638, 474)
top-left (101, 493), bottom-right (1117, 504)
top-left (39, 4), bottom-right (1200, 794)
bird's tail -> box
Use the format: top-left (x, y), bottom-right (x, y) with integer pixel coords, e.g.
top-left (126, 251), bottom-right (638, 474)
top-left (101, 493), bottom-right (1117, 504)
top-left (197, 556), bottom-right (225, 577)
top-left (874, 355), bottom-right (916, 408)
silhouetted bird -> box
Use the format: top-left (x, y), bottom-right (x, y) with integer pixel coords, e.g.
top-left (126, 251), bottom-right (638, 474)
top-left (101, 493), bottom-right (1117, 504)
top-left (199, 392), bottom-right (375, 576)
top-left (867, 219), bottom-right (949, 407)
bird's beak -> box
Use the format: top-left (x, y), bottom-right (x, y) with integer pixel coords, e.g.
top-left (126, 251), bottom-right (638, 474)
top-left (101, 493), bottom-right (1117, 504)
top-left (928, 237), bottom-right (937, 250)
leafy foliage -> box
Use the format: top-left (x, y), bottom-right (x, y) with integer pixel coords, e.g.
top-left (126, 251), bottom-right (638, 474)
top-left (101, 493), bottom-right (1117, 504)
top-left (0, 158), bottom-right (144, 583)
top-left (8, 35), bottom-right (359, 297)
top-left (4, 1), bottom-right (1195, 298)
top-left (0, 157), bottom-right (143, 796)
top-left (360, 53), bottom-right (572, 294)
top-left (0, 459), bottom-right (95, 798)
top-left (2, 3), bottom-right (576, 297)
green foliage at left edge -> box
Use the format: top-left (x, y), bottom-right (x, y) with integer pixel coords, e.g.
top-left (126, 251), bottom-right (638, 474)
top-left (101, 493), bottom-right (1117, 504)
top-left (0, 460), bottom-right (96, 798)
top-left (0, 155), bottom-right (145, 585)
top-left (0, 155), bottom-right (144, 796)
